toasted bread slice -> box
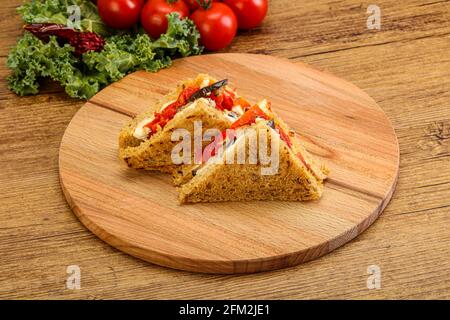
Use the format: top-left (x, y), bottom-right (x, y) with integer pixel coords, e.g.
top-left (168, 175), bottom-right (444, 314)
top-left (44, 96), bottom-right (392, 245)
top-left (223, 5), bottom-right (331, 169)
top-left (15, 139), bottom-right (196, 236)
top-left (119, 74), bottom-right (242, 171)
top-left (173, 99), bottom-right (329, 187)
top-left (172, 163), bottom-right (201, 186)
top-left (177, 120), bottom-right (328, 203)
top-left (119, 98), bottom-right (234, 169)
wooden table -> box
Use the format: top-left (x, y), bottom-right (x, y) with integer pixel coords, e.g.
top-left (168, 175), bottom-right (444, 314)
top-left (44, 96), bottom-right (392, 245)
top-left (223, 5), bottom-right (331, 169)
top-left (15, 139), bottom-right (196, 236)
top-left (1, 0), bottom-right (449, 299)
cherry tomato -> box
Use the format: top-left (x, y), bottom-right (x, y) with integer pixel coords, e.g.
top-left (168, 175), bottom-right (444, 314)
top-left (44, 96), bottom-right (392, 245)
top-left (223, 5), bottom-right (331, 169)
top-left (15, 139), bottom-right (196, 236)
top-left (223, 0), bottom-right (268, 29)
top-left (97, 0), bottom-right (143, 30)
top-left (184, 0), bottom-right (219, 13)
top-left (190, 2), bottom-right (237, 51)
top-left (141, 0), bottom-right (190, 39)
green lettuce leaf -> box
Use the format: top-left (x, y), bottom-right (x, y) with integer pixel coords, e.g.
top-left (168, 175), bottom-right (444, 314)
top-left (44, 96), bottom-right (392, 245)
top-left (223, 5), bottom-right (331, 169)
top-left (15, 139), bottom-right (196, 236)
top-left (7, 11), bottom-right (204, 100)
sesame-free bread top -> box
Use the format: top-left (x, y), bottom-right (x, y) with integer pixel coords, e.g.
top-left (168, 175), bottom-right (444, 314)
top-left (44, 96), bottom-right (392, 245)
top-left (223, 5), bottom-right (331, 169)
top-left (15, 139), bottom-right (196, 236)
top-left (118, 74), bottom-right (236, 171)
top-left (177, 121), bottom-right (327, 203)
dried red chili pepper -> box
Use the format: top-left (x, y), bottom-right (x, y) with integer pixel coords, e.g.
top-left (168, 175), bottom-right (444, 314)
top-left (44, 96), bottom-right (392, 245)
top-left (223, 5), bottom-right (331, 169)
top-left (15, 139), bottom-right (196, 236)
top-left (68, 32), bottom-right (105, 55)
top-left (24, 23), bottom-right (105, 55)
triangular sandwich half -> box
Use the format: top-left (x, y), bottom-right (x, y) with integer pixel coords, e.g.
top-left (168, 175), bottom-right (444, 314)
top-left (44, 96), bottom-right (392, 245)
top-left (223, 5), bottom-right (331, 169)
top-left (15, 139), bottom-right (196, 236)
top-left (119, 74), bottom-right (250, 172)
top-left (176, 100), bottom-right (329, 203)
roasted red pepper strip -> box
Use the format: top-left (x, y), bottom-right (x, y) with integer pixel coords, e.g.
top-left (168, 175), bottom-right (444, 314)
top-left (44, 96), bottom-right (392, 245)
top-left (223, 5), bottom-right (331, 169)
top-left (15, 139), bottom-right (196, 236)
top-left (202, 130), bottom-right (225, 163)
top-left (277, 124), bottom-right (314, 173)
top-left (221, 93), bottom-right (234, 111)
top-left (276, 125), bottom-right (293, 149)
top-left (296, 151), bottom-right (312, 171)
top-left (211, 91), bottom-right (234, 111)
top-left (202, 129), bottom-right (238, 163)
top-left (202, 104), bottom-right (270, 162)
top-left (233, 97), bottom-right (251, 110)
top-left (144, 86), bottom-right (200, 138)
top-left (230, 104), bottom-right (270, 129)
top-left (210, 93), bottom-right (223, 110)
top-left (178, 86), bottom-right (200, 105)
top-left (143, 84), bottom-right (244, 138)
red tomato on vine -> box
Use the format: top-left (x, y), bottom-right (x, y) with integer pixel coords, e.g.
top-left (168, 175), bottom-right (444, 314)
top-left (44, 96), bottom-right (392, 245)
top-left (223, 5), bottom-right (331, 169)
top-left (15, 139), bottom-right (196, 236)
top-left (141, 0), bottom-right (190, 39)
top-left (223, 0), bottom-right (268, 29)
top-left (98, 0), bottom-right (144, 30)
top-left (190, 1), bottom-right (238, 51)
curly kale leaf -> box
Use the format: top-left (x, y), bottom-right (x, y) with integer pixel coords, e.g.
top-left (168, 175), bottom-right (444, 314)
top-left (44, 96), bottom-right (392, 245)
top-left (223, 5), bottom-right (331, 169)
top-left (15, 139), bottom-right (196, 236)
top-left (7, 9), bottom-right (203, 100)
top-left (7, 32), bottom-right (78, 96)
top-left (152, 13), bottom-right (203, 58)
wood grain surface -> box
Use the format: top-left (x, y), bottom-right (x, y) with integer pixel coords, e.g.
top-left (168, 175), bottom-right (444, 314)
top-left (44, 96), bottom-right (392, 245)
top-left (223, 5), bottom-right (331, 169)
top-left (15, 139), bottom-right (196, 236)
top-left (59, 54), bottom-right (399, 274)
top-left (1, 0), bottom-right (450, 298)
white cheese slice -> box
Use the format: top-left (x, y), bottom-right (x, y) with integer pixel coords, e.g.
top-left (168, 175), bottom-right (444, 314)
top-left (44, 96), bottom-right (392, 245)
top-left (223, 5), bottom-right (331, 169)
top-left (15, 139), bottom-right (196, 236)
top-left (183, 97), bottom-right (215, 112)
top-left (132, 99), bottom-right (176, 140)
top-left (257, 99), bottom-right (271, 115)
top-left (133, 97), bottom-right (216, 141)
top-left (232, 104), bottom-right (244, 115)
top-left (133, 117), bottom-right (153, 140)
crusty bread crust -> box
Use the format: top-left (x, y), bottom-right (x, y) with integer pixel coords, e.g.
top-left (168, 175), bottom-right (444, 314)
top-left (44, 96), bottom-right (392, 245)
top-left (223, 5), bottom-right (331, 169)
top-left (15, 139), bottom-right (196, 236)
top-left (119, 74), bottom-right (218, 149)
top-left (275, 114), bottom-right (329, 180)
top-left (177, 122), bottom-right (327, 203)
top-left (119, 99), bottom-right (234, 170)
top-left (172, 164), bottom-right (200, 186)
top-left (118, 74), bottom-right (235, 172)
top-left (172, 109), bottom-right (329, 188)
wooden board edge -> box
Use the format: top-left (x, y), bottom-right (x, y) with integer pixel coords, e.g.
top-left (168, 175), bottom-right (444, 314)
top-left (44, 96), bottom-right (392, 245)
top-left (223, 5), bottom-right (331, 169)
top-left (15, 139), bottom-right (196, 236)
top-left (57, 54), bottom-right (401, 274)
top-left (58, 145), bottom-right (399, 274)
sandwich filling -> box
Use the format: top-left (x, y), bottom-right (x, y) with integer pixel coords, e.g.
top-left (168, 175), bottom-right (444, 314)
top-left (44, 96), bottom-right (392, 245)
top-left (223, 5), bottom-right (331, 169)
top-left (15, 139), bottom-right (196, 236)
top-left (133, 78), bottom-right (249, 141)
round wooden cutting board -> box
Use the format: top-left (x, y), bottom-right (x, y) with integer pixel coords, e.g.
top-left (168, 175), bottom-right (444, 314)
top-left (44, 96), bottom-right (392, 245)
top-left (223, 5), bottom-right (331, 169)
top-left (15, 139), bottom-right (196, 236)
top-left (59, 53), bottom-right (399, 274)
